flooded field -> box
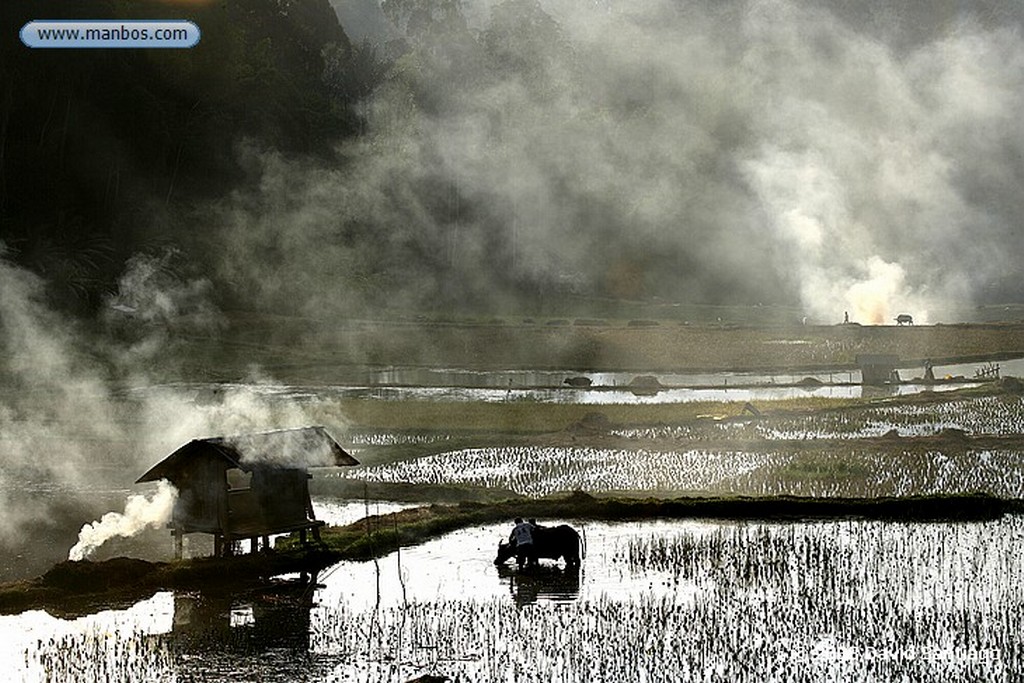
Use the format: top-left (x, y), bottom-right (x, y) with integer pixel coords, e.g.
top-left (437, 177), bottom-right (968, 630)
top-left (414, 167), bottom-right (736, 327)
top-left (5, 370), bottom-right (1024, 681)
top-left (321, 386), bottom-right (1024, 500)
top-left (326, 444), bottom-right (1024, 499)
top-left (612, 394), bottom-right (1024, 441)
top-left (7, 518), bottom-right (1024, 681)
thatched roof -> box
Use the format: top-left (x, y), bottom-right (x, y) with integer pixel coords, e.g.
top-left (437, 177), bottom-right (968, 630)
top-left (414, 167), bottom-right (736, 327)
top-left (136, 426), bottom-right (358, 483)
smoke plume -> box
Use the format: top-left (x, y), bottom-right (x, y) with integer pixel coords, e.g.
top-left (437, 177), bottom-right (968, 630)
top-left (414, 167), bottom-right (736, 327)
top-left (211, 0), bottom-right (1024, 322)
top-left (68, 480), bottom-right (178, 561)
top-left (227, 426), bottom-right (350, 468)
top-left (0, 248), bottom-right (340, 569)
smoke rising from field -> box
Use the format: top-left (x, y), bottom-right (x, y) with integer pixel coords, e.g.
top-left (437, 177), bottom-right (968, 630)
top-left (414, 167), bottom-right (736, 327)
top-left (214, 0), bottom-right (1024, 322)
top-left (68, 480), bottom-right (178, 561)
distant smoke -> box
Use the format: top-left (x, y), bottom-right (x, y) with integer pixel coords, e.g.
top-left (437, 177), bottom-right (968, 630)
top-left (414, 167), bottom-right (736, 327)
top-left (68, 480), bottom-right (178, 561)
top-left (105, 248), bottom-right (225, 369)
top-left (212, 0), bottom-right (1024, 322)
top-left (106, 249), bottom-right (222, 330)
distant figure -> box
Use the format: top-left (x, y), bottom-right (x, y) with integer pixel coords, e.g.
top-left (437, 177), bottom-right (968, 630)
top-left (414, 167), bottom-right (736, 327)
top-left (924, 359), bottom-right (935, 383)
top-left (844, 311), bottom-right (849, 324)
top-left (510, 518), bottom-right (536, 568)
top-left (895, 314), bottom-right (914, 325)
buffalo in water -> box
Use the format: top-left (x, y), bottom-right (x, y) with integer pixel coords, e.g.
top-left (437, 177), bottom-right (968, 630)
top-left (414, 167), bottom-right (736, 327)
top-left (495, 524), bottom-right (584, 568)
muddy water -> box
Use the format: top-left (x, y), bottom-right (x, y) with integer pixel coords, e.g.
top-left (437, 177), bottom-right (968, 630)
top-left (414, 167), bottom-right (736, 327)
top-left (7, 517), bottom-right (1024, 681)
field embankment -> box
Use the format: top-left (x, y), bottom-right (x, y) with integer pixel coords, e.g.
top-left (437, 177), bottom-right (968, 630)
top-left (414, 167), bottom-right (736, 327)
top-left (1, 491), bottom-right (1017, 617)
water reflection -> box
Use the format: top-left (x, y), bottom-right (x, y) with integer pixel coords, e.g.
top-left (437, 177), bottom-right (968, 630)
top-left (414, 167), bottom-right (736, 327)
top-left (12, 519), bottom-right (1024, 681)
top-left (148, 376), bottom-right (984, 406)
top-left (497, 564), bottom-right (581, 607)
top-left (167, 573), bottom-right (318, 654)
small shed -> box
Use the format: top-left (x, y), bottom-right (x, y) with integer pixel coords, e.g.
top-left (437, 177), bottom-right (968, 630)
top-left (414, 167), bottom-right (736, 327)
top-left (856, 354), bottom-right (900, 386)
top-left (136, 426), bottom-right (358, 558)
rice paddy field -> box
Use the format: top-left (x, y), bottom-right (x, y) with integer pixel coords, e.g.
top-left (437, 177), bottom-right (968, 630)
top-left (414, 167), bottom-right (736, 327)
top-left (324, 389), bottom-right (1024, 500)
top-left (9, 518), bottom-right (1024, 681)
top-left (5, 364), bottom-right (1024, 681)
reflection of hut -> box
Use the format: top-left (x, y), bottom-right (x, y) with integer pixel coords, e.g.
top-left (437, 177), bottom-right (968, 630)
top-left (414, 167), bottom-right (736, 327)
top-left (857, 354), bottom-right (899, 386)
top-left (136, 426), bottom-right (358, 558)
top-left (169, 574), bottom-right (317, 653)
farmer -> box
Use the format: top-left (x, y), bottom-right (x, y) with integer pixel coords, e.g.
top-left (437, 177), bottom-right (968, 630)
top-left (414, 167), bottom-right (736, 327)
top-left (510, 518), bottom-right (536, 568)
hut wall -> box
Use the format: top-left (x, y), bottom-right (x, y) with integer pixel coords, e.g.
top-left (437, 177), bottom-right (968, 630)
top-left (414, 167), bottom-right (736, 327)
top-left (252, 468), bottom-right (312, 530)
top-left (171, 462), bottom-right (317, 538)
top-left (226, 488), bottom-right (264, 536)
top-left (172, 456), bottom-right (228, 534)
top-left (857, 355), bottom-right (898, 386)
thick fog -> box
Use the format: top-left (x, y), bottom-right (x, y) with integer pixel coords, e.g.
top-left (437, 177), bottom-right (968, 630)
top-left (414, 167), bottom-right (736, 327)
top-left (224, 0), bottom-right (1024, 322)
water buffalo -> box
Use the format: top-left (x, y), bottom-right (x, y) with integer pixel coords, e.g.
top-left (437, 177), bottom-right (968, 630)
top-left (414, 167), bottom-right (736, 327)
top-left (495, 524), bottom-right (584, 568)
top-left (895, 314), bottom-right (913, 325)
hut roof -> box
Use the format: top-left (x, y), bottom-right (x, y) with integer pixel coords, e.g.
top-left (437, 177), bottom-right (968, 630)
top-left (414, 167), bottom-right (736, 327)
top-left (136, 426), bottom-right (358, 484)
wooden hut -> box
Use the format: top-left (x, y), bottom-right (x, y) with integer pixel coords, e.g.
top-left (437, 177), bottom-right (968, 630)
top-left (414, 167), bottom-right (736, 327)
top-left (856, 354), bottom-right (900, 386)
top-left (136, 426), bottom-right (358, 558)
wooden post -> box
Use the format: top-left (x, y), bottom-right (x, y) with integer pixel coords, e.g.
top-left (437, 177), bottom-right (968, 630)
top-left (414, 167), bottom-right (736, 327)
top-left (173, 529), bottom-right (183, 560)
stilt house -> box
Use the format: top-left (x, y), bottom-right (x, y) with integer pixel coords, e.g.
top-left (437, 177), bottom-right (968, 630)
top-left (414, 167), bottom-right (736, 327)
top-left (856, 354), bottom-right (900, 386)
top-left (136, 426), bottom-right (358, 558)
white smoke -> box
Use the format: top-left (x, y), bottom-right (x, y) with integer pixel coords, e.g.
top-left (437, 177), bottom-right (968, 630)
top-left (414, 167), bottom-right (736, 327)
top-left (135, 370), bottom-right (342, 461)
top-left (216, 0), bottom-right (1024, 322)
top-left (68, 480), bottom-right (178, 561)
top-left (1, 248), bottom-right (342, 573)
top-left (106, 248), bottom-right (222, 329)
top-left (228, 427), bottom-right (346, 469)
